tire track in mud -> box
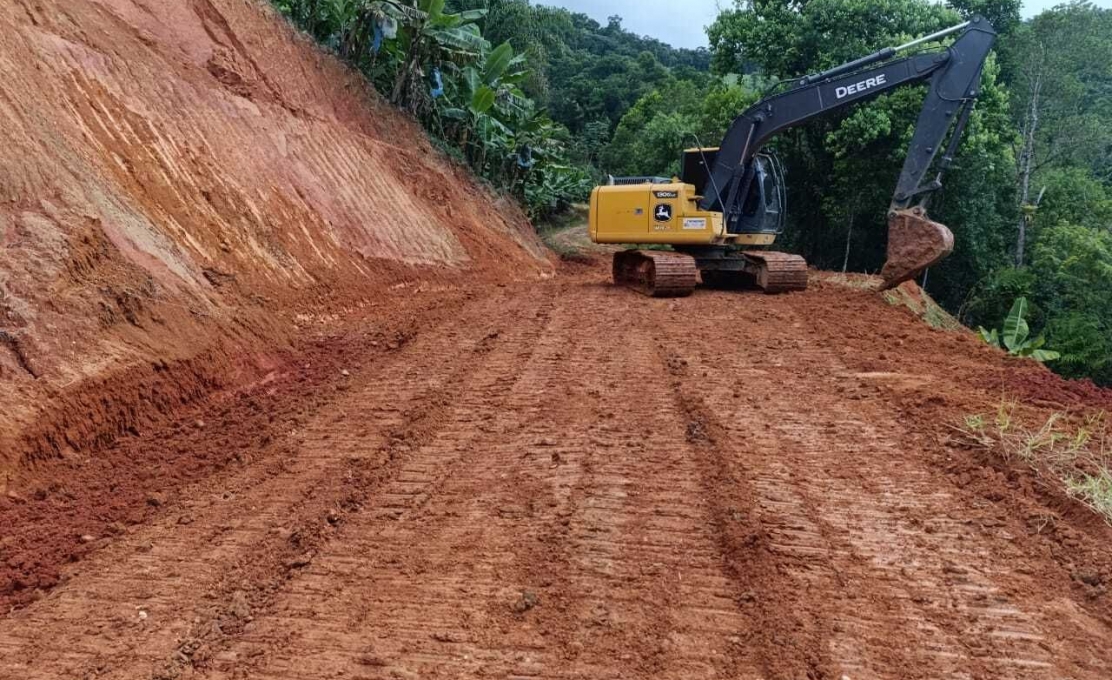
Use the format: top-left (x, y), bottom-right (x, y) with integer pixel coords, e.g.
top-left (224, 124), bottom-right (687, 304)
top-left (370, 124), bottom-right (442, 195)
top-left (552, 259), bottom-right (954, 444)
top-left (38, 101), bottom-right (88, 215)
top-left (481, 290), bottom-right (761, 680)
top-left (469, 290), bottom-right (762, 679)
top-left (5, 272), bottom-right (1112, 679)
top-left (195, 291), bottom-right (565, 679)
top-left (0, 289), bottom-right (540, 680)
top-left (192, 286), bottom-right (762, 680)
top-left (194, 293), bottom-right (560, 680)
top-left (648, 342), bottom-right (836, 678)
top-left (651, 291), bottom-right (1109, 679)
top-left (536, 310), bottom-right (759, 680)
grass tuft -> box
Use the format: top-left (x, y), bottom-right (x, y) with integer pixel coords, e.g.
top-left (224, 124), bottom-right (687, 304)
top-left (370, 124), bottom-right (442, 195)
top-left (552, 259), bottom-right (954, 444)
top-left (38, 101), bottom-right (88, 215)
top-left (821, 272), bottom-right (878, 290)
top-left (959, 403), bottom-right (1112, 524)
top-left (1065, 471), bottom-right (1112, 521)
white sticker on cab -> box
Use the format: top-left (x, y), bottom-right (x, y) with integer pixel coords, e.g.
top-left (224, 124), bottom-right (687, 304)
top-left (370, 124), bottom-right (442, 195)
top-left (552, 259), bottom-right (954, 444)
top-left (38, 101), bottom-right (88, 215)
top-left (683, 218), bottom-right (707, 230)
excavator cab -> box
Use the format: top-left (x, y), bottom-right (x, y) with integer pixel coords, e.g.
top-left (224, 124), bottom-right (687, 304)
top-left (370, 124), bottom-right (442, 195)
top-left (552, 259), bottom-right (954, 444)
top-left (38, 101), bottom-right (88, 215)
top-left (681, 149), bottom-right (785, 237)
top-left (734, 154), bottom-right (785, 236)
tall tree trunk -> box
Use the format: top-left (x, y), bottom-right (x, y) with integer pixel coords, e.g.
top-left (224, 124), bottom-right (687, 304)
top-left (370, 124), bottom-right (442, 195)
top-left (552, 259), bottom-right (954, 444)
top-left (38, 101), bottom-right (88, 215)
top-left (391, 57), bottom-right (415, 106)
top-left (842, 201), bottom-right (856, 273)
top-left (392, 29), bottom-right (424, 108)
top-left (460, 125), bottom-right (472, 163)
top-left (1016, 68), bottom-right (1042, 267)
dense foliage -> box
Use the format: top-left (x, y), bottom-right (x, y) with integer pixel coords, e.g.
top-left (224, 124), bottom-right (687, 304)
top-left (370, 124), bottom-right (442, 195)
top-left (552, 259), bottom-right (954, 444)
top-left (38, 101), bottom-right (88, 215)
top-left (270, 0), bottom-right (1112, 386)
top-left (269, 0), bottom-right (708, 219)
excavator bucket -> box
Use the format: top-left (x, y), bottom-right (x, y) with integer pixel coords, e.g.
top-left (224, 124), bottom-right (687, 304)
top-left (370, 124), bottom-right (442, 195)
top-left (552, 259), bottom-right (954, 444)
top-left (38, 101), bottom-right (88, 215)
top-left (880, 208), bottom-right (954, 290)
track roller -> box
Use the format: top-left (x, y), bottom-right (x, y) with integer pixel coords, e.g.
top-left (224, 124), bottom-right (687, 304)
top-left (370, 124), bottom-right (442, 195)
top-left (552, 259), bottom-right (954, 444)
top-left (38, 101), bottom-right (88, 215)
top-left (612, 250), bottom-right (698, 297)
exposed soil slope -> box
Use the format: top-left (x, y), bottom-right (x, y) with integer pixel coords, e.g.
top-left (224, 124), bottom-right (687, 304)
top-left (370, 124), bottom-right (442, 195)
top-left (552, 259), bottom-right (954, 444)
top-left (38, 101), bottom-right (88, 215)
top-left (0, 0), bottom-right (550, 483)
top-left (2, 259), bottom-right (1111, 679)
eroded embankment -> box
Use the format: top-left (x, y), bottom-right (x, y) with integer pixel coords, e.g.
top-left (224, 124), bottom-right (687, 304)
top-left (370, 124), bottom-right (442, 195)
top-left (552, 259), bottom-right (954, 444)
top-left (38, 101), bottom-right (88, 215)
top-left (0, 0), bottom-right (552, 486)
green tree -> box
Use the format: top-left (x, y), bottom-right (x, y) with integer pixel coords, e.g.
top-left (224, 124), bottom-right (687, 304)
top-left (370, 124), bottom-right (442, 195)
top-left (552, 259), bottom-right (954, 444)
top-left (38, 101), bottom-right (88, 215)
top-left (442, 41), bottom-right (529, 162)
top-left (601, 77), bottom-right (760, 178)
top-left (273, 0), bottom-right (597, 223)
top-left (1031, 167), bottom-right (1112, 233)
top-left (1030, 224), bottom-right (1112, 383)
top-left (966, 221), bottom-right (1112, 385)
top-left (708, 0), bottom-right (958, 78)
top-left (390, 0), bottom-right (489, 113)
top-left (999, 1), bottom-right (1112, 264)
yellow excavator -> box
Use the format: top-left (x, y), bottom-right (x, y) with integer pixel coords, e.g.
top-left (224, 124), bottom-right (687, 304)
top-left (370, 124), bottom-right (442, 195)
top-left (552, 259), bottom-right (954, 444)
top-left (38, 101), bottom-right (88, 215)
top-left (590, 17), bottom-right (996, 296)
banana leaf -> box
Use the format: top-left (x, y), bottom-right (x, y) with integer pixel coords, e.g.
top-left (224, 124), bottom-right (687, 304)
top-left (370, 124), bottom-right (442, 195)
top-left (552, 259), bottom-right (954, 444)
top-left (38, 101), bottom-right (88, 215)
top-left (1003, 297), bottom-right (1030, 353)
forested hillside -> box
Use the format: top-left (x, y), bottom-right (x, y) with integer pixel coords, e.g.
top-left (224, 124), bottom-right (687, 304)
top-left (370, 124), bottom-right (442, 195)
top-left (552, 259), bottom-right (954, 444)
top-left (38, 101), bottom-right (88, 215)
top-left (271, 0), bottom-right (1111, 386)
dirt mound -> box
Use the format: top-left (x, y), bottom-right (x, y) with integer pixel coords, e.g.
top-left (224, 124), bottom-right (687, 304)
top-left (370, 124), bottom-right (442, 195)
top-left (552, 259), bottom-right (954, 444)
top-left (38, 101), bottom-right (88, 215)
top-left (0, 0), bottom-right (552, 486)
top-left (815, 272), bottom-right (963, 330)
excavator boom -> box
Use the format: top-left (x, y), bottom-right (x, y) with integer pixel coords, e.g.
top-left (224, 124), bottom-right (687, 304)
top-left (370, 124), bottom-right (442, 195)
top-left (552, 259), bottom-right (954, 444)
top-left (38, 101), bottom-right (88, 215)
top-left (702, 16), bottom-right (996, 287)
top-left (590, 17), bottom-right (997, 297)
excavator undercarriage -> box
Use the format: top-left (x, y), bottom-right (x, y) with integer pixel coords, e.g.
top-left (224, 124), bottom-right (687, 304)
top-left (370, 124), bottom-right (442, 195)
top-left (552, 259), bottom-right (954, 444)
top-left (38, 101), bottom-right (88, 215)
top-left (612, 248), bottom-right (808, 297)
top-left (612, 250), bottom-right (698, 297)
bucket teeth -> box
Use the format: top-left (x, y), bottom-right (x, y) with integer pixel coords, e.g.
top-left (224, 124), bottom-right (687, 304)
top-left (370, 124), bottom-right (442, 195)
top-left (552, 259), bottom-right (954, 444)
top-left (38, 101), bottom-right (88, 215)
top-left (612, 250), bottom-right (697, 297)
top-left (881, 208), bottom-right (954, 289)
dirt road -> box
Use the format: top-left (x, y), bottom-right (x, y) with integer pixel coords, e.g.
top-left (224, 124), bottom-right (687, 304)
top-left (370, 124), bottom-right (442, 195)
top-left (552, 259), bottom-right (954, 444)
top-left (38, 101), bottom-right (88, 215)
top-left (3, 263), bottom-right (1112, 679)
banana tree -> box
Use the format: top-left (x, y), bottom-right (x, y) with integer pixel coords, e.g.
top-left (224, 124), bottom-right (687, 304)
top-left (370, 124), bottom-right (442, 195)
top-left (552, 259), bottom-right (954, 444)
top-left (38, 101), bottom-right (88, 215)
top-left (390, 0), bottom-right (488, 113)
top-left (442, 42), bottom-right (530, 169)
top-left (358, 1), bottom-right (423, 59)
top-left (500, 107), bottom-right (568, 191)
top-left (523, 162), bottom-right (594, 220)
top-left (978, 297), bottom-right (1061, 362)
top-left (274, 1), bottom-right (422, 68)
top-left (274, 0), bottom-right (359, 45)
top-left (326, 0), bottom-right (404, 61)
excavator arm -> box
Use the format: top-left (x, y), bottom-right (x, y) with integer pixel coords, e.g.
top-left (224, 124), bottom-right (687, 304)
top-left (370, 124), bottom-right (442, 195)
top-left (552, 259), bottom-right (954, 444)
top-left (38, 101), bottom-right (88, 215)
top-left (700, 16), bottom-right (997, 287)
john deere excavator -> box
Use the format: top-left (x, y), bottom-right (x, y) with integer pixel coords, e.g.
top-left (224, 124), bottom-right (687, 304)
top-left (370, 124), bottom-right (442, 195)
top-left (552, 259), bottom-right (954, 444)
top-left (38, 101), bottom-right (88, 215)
top-left (590, 16), bottom-right (996, 296)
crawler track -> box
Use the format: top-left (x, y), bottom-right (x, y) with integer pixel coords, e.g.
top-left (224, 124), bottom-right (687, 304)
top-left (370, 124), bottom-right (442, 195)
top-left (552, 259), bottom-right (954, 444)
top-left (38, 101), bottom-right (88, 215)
top-left (3, 264), bottom-right (1112, 679)
top-left (613, 250), bottom-right (698, 297)
top-left (742, 251), bottom-right (809, 293)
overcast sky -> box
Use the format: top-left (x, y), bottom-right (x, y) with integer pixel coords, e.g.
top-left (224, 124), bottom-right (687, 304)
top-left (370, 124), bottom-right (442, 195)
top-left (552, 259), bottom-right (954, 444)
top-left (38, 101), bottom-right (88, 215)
top-left (537, 0), bottom-right (1112, 49)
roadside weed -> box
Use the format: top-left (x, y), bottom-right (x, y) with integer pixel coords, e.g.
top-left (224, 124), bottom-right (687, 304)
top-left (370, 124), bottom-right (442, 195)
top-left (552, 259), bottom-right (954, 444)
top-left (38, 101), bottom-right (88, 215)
top-left (960, 405), bottom-right (1112, 524)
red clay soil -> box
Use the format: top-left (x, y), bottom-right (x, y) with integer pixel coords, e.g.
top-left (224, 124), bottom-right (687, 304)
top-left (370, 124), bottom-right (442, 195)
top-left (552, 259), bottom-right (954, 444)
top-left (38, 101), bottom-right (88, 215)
top-left (5, 1), bottom-right (1112, 676)
top-left (0, 282), bottom-right (468, 609)
top-left (2, 258), bottom-right (1112, 679)
top-left (0, 0), bottom-right (551, 485)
